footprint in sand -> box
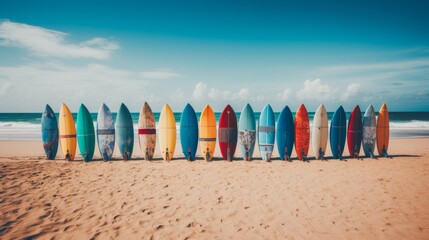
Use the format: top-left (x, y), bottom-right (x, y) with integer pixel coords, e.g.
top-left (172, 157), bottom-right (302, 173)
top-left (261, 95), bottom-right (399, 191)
top-left (17, 212), bottom-right (29, 220)
top-left (64, 225), bottom-right (73, 231)
top-left (39, 210), bottom-right (53, 219)
top-left (0, 221), bottom-right (15, 234)
top-left (156, 225), bottom-right (164, 230)
top-left (113, 214), bottom-right (121, 223)
top-left (187, 222), bottom-right (195, 227)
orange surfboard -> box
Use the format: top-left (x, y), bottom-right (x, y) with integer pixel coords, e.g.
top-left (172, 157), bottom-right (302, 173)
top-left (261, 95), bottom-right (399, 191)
top-left (295, 104), bottom-right (310, 160)
top-left (376, 103), bottom-right (389, 157)
top-left (199, 104), bottom-right (216, 161)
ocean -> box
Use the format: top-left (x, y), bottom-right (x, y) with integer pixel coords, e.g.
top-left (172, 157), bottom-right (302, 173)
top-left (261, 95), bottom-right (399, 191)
top-left (0, 112), bottom-right (428, 140)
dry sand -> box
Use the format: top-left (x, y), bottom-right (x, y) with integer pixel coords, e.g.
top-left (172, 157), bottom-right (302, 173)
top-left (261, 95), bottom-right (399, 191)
top-left (1, 138), bottom-right (429, 239)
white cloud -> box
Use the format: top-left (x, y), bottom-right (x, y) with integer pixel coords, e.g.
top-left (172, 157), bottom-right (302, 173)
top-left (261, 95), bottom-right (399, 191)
top-left (192, 82), bottom-right (208, 100)
top-left (296, 79), bottom-right (335, 101)
top-left (170, 88), bottom-right (185, 102)
top-left (0, 20), bottom-right (118, 60)
top-left (0, 61), bottom-right (182, 111)
top-left (0, 62), bottom-right (139, 85)
top-left (238, 88), bottom-right (250, 100)
top-left (0, 81), bottom-right (11, 96)
top-left (140, 69), bottom-right (181, 80)
top-left (363, 96), bottom-right (373, 102)
top-left (414, 90), bottom-right (429, 100)
top-left (341, 83), bottom-right (360, 101)
top-left (276, 88), bottom-right (292, 101)
top-left (256, 95), bottom-right (267, 102)
top-left (208, 88), bottom-right (221, 100)
top-left (320, 58), bottom-right (429, 73)
top-left (192, 82), bottom-right (250, 102)
top-left (0, 62), bottom-right (180, 85)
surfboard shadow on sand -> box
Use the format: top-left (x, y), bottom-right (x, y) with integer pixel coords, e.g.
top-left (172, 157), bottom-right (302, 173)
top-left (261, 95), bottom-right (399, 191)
top-left (56, 154), bottom-right (421, 162)
top-left (316, 154), bottom-right (421, 161)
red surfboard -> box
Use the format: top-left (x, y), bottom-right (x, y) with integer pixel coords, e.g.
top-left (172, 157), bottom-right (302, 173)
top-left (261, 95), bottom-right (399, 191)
top-left (347, 105), bottom-right (362, 158)
top-left (295, 104), bottom-right (310, 160)
top-left (218, 105), bottom-right (238, 160)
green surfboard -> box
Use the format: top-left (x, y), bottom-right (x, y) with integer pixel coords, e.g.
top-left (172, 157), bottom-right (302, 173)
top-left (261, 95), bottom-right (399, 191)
top-left (77, 104), bottom-right (95, 161)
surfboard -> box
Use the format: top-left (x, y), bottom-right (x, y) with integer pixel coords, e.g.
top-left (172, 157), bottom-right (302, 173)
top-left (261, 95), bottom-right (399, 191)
top-left (199, 104), bottom-right (216, 161)
top-left (41, 104), bottom-right (58, 160)
top-left (330, 106), bottom-right (346, 159)
top-left (295, 104), bottom-right (310, 160)
top-left (347, 105), bottom-right (362, 158)
top-left (258, 104), bottom-right (275, 161)
top-left (59, 103), bottom-right (76, 160)
top-left (116, 103), bottom-right (134, 160)
top-left (238, 104), bottom-right (256, 161)
top-left (311, 104), bottom-right (328, 160)
top-left (180, 103), bottom-right (198, 161)
top-left (97, 103), bottom-right (115, 160)
top-left (276, 106), bottom-right (294, 161)
top-left (159, 104), bottom-right (176, 161)
top-left (377, 103), bottom-right (390, 157)
top-left (363, 105), bottom-right (376, 158)
top-left (77, 104), bottom-right (95, 161)
top-left (219, 104), bottom-right (238, 161)
top-left (138, 102), bottom-right (156, 160)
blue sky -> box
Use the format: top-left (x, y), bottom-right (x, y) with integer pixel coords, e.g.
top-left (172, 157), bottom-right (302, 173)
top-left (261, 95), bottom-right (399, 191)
top-left (0, 0), bottom-right (428, 112)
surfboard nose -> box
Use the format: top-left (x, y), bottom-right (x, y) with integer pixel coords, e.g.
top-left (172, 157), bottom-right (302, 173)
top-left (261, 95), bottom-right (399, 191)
top-left (44, 104), bottom-right (54, 113)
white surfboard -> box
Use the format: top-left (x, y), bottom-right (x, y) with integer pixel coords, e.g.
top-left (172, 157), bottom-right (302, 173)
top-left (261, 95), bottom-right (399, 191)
top-left (311, 104), bottom-right (328, 159)
top-left (363, 105), bottom-right (376, 158)
top-left (138, 102), bottom-right (156, 160)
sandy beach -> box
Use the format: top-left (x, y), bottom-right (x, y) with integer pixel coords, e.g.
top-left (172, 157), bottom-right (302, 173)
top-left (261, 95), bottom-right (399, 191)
top-left (1, 137), bottom-right (428, 239)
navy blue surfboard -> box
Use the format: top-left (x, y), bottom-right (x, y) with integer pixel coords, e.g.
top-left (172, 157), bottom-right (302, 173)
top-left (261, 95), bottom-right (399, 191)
top-left (330, 106), bottom-right (347, 159)
top-left (41, 104), bottom-right (59, 160)
top-left (276, 106), bottom-right (294, 160)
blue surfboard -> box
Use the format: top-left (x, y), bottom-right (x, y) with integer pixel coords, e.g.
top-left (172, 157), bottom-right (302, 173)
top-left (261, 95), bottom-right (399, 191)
top-left (116, 103), bottom-right (134, 159)
top-left (330, 106), bottom-right (347, 159)
top-left (41, 104), bottom-right (59, 160)
top-left (180, 103), bottom-right (199, 160)
top-left (97, 103), bottom-right (115, 160)
top-left (238, 104), bottom-right (256, 160)
top-left (276, 106), bottom-right (294, 160)
top-left (258, 104), bottom-right (275, 161)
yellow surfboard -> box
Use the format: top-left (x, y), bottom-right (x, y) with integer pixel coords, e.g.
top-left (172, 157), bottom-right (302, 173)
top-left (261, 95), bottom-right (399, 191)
top-left (376, 103), bottom-right (389, 157)
top-left (59, 103), bottom-right (77, 160)
top-left (199, 104), bottom-right (216, 161)
top-left (158, 104), bottom-right (176, 161)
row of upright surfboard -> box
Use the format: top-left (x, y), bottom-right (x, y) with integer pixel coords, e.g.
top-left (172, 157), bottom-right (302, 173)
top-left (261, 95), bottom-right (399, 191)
top-left (41, 102), bottom-right (390, 161)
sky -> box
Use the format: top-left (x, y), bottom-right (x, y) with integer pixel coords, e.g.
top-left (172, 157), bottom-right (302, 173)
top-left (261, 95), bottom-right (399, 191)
top-left (0, 0), bottom-right (428, 112)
